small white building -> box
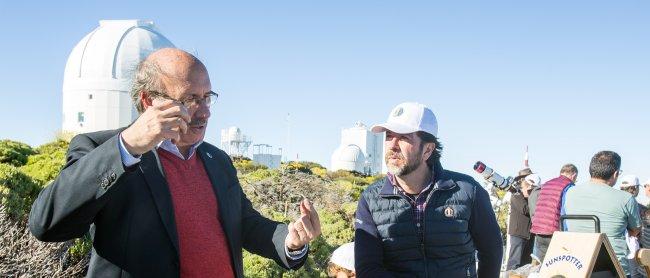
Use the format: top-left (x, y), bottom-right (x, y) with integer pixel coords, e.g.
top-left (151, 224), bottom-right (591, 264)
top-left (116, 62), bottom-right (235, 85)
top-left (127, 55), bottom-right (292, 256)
top-left (220, 127), bottom-right (252, 157)
top-left (62, 20), bottom-right (175, 134)
top-left (331, 122), bottom-right (384, 175)
top-left (252, 144), bottom-right (282, 169)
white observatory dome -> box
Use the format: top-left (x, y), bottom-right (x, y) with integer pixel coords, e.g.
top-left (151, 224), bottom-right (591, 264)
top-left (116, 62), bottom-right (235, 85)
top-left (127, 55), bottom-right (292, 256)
top-left (62, 20), bottom-right (175, 134)
top-left (331, 144), bottom-right (366, 173)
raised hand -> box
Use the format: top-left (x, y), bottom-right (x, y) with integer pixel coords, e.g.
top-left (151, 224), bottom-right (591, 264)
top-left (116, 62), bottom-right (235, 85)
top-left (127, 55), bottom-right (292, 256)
top-left (285, 199), bottom-right (322, 250)
top-left (121, 99), bottom-right (191, 155)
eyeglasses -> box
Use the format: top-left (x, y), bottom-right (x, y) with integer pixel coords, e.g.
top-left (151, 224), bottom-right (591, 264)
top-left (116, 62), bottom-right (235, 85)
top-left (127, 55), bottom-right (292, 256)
top-left (148, 90), bottom-right (219, 109)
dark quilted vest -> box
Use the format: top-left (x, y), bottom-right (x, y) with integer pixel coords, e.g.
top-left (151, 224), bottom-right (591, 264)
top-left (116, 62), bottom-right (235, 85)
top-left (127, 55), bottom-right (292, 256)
top-left (361, 163), bottom-right (479, 277)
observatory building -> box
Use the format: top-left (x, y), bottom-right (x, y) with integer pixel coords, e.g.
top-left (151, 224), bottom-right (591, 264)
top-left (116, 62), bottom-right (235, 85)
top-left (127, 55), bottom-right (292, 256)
top-left (220, 127), bottom-right (252, 157)
top-left (62, 20), bottom-right (175, 134)
top-left (331, 122), bottom-right (384, 175)
top-left (252, 144), bottom-right (282, 169)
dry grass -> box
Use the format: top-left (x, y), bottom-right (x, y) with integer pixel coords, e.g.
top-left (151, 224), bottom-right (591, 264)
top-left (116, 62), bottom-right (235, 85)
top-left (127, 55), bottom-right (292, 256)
top-left (0, 206), bottom-right (88, 277)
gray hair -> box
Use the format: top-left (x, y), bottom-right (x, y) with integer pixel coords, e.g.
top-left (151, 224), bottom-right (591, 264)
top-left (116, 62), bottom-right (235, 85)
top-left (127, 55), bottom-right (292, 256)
top-left (130, 59), bottom-right (165, 113)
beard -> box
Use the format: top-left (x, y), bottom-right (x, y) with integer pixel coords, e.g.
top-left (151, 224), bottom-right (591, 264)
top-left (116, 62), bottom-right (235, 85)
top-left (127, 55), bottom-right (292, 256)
top-left (385, 149), bottom-right (423, 177)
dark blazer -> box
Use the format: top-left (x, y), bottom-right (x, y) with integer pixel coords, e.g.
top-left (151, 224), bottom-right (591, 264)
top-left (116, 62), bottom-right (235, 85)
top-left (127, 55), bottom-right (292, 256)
top-left (28, 128), bottom-right (304, 277)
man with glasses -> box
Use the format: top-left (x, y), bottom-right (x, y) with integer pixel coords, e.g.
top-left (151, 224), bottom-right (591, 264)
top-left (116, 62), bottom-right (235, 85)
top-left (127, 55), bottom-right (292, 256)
top-left (29, 48), bottom-right (320, 277)
top-left (563, 151), bottom-right (641, 277)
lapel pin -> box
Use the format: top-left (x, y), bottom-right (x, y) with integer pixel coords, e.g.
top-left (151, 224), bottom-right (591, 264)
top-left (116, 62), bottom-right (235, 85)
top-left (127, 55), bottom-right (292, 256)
top-left (206, 152), bottom-right (213, 159)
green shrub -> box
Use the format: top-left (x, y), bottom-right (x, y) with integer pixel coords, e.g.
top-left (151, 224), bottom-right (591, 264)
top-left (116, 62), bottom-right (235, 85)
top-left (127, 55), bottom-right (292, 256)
top-left (242, 168), bottom-right (279, 184)
top-left (0, 140), bottom-right (36, 167)
top-left (310, 167), bottom-right (328, 179)
top-left (328, 170), bottom-right (384, 187)
top-left (68, 235), bottom-right (93, 260)
top-left (0, 163), bottom-right (40, 219)
top-left (243, 250), bottom-right (286, 278)
top-left (234, 158), bottom-right (268, 175)
top-left (295, 161), bottom-right (325, 170)
top-left (21, 140), bottom-right (69, 186)
top-left (281, 162), bottom-right (313, 175)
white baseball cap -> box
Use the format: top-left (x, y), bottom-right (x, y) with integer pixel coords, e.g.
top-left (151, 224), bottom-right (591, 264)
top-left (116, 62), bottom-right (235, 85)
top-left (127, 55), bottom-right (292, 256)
top-left (371, 102), bottom-right (438, 137)
top-left (644, 179), bottom-right (650, 186)
top-left (525, 174), bottom-right (542, 187)
top-left (620, 174), bottom-right (640, 187)
top-left (330, 242), bottom-right (355, 271)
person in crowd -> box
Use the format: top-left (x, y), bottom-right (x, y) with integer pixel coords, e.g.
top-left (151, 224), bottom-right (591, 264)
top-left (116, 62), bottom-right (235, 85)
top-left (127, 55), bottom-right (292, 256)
top-left (643, 179), bottom-right (650, 201)
top-left (530, 164), bottom-right (578, 261)
top-left (505, 168), bottom-right (536, 270)
top-left (619, 174), bottom-right (647, 278)
top-left (328, 242), bottom-right (355, 278)
top-left (354, 102), bottom-right (502, 277)
top-left (527, 174), bottom-right (543, 226)
top-left (563, 151), bottom-right (641, 277)
top-left (29, 48), bottom-right (320, 277)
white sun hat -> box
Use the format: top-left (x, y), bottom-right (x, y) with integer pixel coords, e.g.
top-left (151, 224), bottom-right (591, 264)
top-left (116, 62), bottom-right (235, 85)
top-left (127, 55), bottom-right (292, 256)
top-left (330, 242), bottom-right (355, 271)
top-left (371, 102), bottom-right (438, 137)
top-left (525, 174), bottom-right (542, 187)
top-left (620, 174), bottom-right (640, 188)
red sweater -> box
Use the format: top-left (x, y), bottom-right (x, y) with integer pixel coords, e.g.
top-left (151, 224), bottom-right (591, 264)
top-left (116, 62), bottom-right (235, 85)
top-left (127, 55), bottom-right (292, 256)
top-left (159, 149), bottom-right (235, 278)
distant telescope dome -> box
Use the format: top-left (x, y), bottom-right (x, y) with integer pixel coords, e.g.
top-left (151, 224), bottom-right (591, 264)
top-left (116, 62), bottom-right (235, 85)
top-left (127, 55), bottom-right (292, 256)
top-left (330, 122), bottom-right (384, 175)
top-left (62, 20), bottom-right (175, 134)
top-left (331, 144), bottom-right (365, 172)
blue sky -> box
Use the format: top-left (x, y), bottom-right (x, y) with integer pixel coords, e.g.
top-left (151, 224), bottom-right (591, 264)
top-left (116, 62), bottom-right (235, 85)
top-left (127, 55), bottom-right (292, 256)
top-left (1, 1), bottom-right (649, 194)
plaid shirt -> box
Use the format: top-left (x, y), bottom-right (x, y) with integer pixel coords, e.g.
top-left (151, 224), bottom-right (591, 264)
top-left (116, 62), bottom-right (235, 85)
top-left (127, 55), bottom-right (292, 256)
top-left (387, 173), bottom-right (435, 241)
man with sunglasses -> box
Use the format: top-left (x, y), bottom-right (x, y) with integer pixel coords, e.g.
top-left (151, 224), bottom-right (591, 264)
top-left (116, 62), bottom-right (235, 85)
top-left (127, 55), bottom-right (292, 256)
top-left (29, 48), bottom-right (320, 277)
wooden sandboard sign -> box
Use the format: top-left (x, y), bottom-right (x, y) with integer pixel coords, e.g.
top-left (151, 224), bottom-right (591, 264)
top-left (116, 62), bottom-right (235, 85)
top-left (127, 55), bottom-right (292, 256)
top-left (538, 231), bottom-right (625, 278)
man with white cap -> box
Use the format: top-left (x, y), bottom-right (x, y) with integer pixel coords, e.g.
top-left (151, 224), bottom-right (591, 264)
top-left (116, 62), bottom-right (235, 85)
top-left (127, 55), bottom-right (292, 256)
top-left (354, 102), bottom-right (502, 277)
top-left (620, 174), bottom-right (641, 199)
top-left (619, 174), bottom-right (647, 278)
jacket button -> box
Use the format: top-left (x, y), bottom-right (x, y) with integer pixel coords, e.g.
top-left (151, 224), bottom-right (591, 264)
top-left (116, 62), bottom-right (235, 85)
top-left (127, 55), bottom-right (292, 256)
top-left (101, 179), bottom-right (109, 189)
top-left (109, 172), bottom-right (117, 181)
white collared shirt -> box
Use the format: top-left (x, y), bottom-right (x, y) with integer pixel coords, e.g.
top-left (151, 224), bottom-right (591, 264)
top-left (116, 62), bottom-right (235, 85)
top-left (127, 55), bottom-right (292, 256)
top-left (118, 135), bottom-right (203, 167)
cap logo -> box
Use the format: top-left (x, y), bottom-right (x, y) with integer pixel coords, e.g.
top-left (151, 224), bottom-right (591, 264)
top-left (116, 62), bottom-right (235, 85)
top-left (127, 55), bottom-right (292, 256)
top-left (444, 206), bottom-right (455, 218)
top-left (392, 107), bottom-right (404, 117)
